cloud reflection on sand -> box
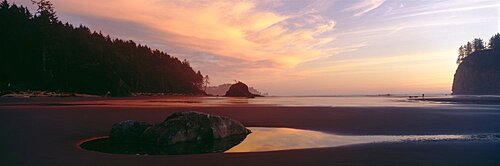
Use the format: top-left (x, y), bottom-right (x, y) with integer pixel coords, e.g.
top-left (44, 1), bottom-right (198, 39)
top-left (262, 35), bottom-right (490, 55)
top-left (226, 127), bottom-right (466, 153)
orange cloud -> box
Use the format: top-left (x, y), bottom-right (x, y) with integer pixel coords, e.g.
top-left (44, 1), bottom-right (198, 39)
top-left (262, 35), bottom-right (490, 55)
top-left (52, 0), bottom-right (340, 69)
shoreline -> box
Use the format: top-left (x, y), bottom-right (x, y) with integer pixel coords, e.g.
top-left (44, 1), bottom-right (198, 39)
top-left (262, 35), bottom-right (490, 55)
top-left (0, 91), bottom-right (210, 98)
top-left (411, 96), bottom-right (500, 105)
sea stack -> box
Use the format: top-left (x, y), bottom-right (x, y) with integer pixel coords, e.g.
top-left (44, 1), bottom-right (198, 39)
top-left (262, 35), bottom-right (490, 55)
top-left (224, 82), bottom-right (260, 98)
top-left (452, 49), bottom-right (500, 95)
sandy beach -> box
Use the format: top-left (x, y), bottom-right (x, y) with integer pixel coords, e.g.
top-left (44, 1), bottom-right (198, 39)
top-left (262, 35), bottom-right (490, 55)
top-left (1, 97), bottom-right (500, 165)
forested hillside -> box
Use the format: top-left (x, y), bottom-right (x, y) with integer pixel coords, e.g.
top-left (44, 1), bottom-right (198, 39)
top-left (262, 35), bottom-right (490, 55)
top-left (0, 0), bottom-right (205, 96)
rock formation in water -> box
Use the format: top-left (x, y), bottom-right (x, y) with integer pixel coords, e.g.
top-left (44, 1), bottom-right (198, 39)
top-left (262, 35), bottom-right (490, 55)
top-left (452, 49), bottom-right (500, 95)
top-left (224, 82), bottom-right (261, 97)
top-left (205, 83), bottom-right (263, 96)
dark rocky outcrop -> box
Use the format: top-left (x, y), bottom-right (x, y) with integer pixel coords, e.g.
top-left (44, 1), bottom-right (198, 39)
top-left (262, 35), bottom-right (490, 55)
top-left (109, 120), bottom-right (151, 144)
top-left (224, 82), bottom-right (261, 97)
top-left (205, 83), bottom-right (263, 96)
top-left (82, 130), bottom-right (247, 155)
top-left (94, 111), bottom-right (251, 155)
top-left (452, 49), bottom-right (500, 95)
top-left (141, 111), bottom-right (251, 146)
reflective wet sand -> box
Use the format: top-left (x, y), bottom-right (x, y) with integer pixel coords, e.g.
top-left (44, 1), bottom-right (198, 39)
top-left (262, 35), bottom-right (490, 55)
top-left (227, 127), bottom-right (472, 153)
top-left (78, 127), bottom-right (474, 155)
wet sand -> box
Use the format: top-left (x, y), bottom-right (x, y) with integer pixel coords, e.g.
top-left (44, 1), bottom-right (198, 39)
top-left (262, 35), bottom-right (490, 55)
top-left (1, 97), bottom-right (500, 165)
top-left (413, 96), bottom-right (500, 105)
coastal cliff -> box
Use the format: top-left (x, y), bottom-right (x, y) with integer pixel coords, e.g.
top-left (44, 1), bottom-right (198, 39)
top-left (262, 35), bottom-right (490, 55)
top-left (452, 49), bottom-right (500, 95)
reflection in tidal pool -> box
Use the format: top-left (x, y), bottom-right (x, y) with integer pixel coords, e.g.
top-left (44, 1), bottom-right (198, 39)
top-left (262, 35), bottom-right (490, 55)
top-left (79, 134), bottom-right (246, 155)
top-left (226, 127), bottom-right (467, 153)
top-left (79, 127), bottom-right (496, 155)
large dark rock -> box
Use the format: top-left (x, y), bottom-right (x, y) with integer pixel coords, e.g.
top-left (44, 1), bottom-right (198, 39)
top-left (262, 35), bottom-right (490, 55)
top-left (109, 120), bottom-right (151, 144)
top-left (224, 82), bottom-right (260, 97)
top-left (141, 111), bottom-right (251, 146)
top-left (205, 83), bottom-right (263, 96)
top-left (97, 112), bottom-right (251, 154)
top-left (453, 50), bottom-right (500, 95)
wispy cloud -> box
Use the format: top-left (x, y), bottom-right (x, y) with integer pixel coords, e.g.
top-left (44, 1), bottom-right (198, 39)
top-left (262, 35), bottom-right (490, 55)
top-left (391, 2), bottom-right (500, 19)
top-left (343, 0), bottom-right (386, 17)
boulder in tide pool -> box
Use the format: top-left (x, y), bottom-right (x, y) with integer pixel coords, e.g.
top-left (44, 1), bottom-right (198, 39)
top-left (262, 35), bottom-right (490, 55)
top-left (83, 112), bottom-right (250, 155)
top-left (109, 120), bottom-right (151, 144)
top-left (142, 111), bottom-right (251, 146)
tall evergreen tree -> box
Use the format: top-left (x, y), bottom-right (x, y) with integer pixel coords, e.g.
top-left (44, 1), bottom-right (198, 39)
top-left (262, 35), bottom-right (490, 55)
top-left (465, 42), bottom-right (473, 56)
top-left (32, 0), bottom-right (57, 23)
top-left (472, 38), bottom-right (485, 52)
top-left (203, 75), bottom-right (210, 91)
top-left (489, 33), bottom-right (500, 50)
top-left (32, 0), bottom-right (58, 79)
top-left (0, 0), bottom-right (8, 9)
top-left (457, 46), bottom-right (465, 64)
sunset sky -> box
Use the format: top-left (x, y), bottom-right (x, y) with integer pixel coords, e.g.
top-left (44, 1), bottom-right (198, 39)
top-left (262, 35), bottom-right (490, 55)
top-left (12, 0), bottom-right (500, 95)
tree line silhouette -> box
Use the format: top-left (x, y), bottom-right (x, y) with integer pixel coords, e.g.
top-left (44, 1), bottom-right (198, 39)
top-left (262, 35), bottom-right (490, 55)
top-left (0, 0), bottom-right (205, 96)
top-left (457, 33), bottom-right (500, 64)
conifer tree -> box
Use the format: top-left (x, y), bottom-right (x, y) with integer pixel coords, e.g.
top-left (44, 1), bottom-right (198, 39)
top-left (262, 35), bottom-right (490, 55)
top-left (489, 33), bottom-right (500, 50)
top-left (472, 38), bottom-right (485, 52)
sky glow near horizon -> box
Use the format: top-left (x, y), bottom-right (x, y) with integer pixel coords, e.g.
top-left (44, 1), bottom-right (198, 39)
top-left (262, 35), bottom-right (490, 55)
top-left (11, 0), bottom-right (500, 95)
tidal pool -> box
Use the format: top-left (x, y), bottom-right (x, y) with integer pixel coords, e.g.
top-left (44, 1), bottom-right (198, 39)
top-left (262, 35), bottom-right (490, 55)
top-left (225, 127), bottom-right (467, 153)
top-left (80, 127), bottom-right (497, 155)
